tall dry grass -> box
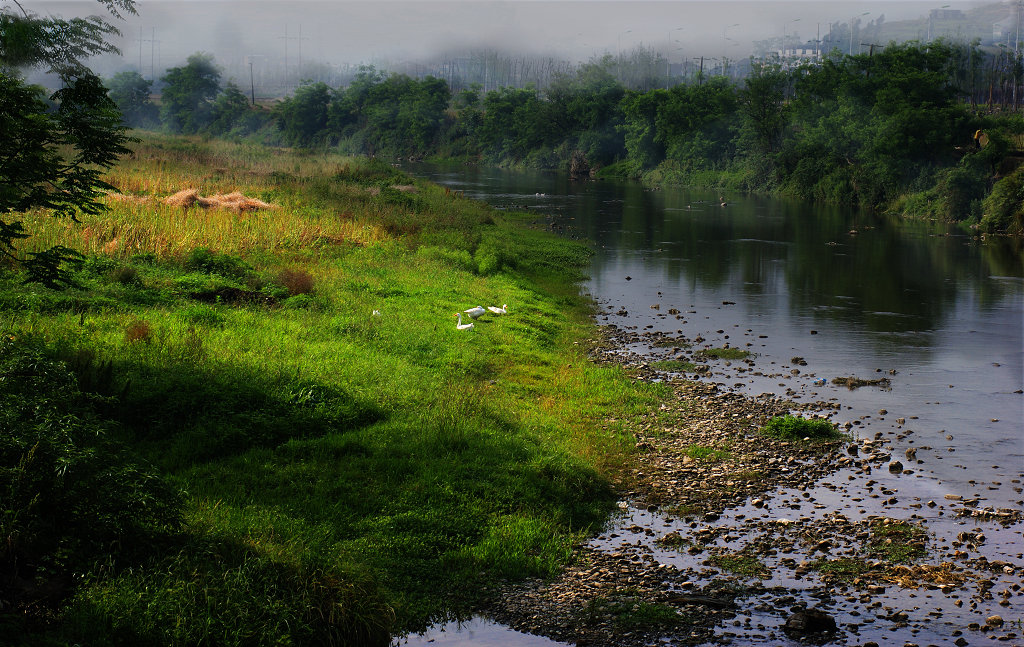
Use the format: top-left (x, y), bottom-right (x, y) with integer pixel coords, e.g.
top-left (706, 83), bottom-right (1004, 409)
top-left (16, 135), bottom-right (388, 259)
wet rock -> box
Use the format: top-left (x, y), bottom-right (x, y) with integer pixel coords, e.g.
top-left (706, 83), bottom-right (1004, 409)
top-left (783, 608), bottom-right (837, 639)
top-left (987, 615), bottom-right (1004, 627)
top-left (888, 460), bottom-right (904, 473)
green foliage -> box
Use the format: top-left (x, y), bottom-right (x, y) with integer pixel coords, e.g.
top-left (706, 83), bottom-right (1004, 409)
top-left (0, 335), bottom-right (183, 617)
top-left (868, 520), bottom-right (927, 562)
top-left (183, 247), bottom-right (251, 278)
top-left (273, 81), bottom-right (333, 146)
top-left (682, 445), bottom-right (730, 462)
top-left (105, 70), bottom-right (157, 127)
top-left (0, 1), bottom-right (135, 77)
top-left (160, 53), bottom-right (221, 133)
top-left (981, 165), bottom-right (1024, 234)
top-left (1, 67), bottom-right (131, 289)
top-left (63, 542), bottom-right (394, 646)
top-left (738, 63), bottom-right (788, 156)
top-left (208, 81), bottom-right (252, 135)
top-left (651, 359), bottom-right (696, 372)
top-left (761, 415), bottom-right (841, 441)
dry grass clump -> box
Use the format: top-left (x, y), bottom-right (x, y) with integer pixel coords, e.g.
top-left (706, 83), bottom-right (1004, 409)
top-left (124, 319), bottom-right (153, 343)
top-left (105, 193), bottom-right (152, 205)
top-left (278, 268), bottom-right (315, 295)
top-left (162, 189), bottom-right (276, 212)
top-left (391, 184), bottom-right (417, 193)
top-left (881, 562), bottom-right (967, 588)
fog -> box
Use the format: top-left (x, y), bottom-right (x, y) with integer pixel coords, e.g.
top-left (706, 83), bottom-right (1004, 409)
top-left (22, 0), bottom-right (989, 84)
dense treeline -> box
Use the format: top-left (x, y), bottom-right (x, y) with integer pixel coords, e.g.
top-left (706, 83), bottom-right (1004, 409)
top-left (109, 42), bottom-right (1024, 232)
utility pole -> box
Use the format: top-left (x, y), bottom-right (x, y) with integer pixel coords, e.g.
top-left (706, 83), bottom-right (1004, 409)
top-left (150, 27), bottom-right (160, 80)
top-left (694, 55), bottom-right (704, 86)
top-left (250, 61), bottom-right (255, 105)
top-left (1015, 0), bottom-right (1021, 110)
top-left (297, 24), bottom-right (310, 81)
top-left (137, 29), bottom-right (158, 79)
top-left (280, 25), bottom-right (296, 85)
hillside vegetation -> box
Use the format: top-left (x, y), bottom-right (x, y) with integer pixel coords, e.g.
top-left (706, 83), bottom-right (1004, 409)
top-left (1, 133), bottom-right (663, 645)
top-left (113, 42), bottom-right (1024, 233)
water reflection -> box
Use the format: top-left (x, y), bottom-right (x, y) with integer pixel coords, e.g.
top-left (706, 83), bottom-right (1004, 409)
top-left (416, 164), bottom-right (1021, 339)
top-left (404, 161), bottom-right (1023, 645)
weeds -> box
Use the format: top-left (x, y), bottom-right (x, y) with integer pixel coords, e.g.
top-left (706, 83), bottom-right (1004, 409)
top-left (868, 519), bottom-right (928, 563)
top-left (706, 552), bottom-right (770, 578)
top-left (761, 415), bottom-right (842, 442)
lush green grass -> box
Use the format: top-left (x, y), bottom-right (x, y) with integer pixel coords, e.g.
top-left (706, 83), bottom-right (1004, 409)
top-left (761, 415), bottom-right (842, 442)
top-left (1, 133), bottom-right (665, 645)
top-left (651, 359), bottom-right (696, 372)
top-left (682, 444), bottom-right (731, 462)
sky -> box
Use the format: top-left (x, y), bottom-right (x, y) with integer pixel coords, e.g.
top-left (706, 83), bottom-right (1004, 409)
top-left (19, 0), bottom-right (990, 76)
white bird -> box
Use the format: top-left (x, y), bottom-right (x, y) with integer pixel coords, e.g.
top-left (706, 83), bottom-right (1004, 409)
top-left (371, 309), bottom-right (381, 317)
top-left (487, 304), bottom-right (508, 315)
top-left (454, 312), bottom-right (474, 330)
top-left (464, 306), bottom-right (487, 320)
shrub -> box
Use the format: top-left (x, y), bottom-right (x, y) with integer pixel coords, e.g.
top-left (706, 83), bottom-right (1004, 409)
top-left (981, 166), bottom-right (1024, 234)
top-left (277, 268), bottom-right (314, 295)
top-left (124, 319), bottom-right (152, 343)
top-left (109, 264), bottom-right (141, 286)
top-left (0, 336), bottom-right (183, 619)
top-left (761, 415), bottom-right (840, 441)
top-left (184, 248), bottom-right (250, 279)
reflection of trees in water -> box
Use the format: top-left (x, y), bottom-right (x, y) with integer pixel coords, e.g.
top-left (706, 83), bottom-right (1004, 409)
top-left (416, 164), bottom-right (1021, 335)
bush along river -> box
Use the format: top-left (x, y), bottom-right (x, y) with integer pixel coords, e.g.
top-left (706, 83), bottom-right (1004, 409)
top-left (398, 164), bottom-right (1024, 647)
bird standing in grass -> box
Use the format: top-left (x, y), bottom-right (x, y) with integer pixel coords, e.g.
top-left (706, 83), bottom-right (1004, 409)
top-left (454, 312), bottom-right (475, 330)
top-left (464, 305), bottom-right (487, 320)
top-left (487, 304), bottom-right (508, 315)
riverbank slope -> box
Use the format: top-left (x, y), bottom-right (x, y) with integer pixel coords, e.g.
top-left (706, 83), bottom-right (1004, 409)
top-left (1, 133), bottom-right (664, 645)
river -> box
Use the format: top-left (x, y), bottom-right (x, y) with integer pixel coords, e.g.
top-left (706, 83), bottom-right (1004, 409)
top-left (399, 164), bottom-right (1024, 646)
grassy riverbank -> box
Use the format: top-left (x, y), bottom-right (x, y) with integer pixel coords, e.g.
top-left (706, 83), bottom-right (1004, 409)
top-left (1, 133), bottom-right (665, 645)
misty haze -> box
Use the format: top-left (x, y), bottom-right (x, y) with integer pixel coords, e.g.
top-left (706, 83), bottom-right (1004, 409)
top-left (3, 0), bottom-right (1023, 646)
top-left (24, 1), bottom-right (995, 91)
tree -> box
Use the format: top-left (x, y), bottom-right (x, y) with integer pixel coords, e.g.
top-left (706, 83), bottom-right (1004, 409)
top-left (160, 52), bottom-right (221, 133)
top-left (106, 69), bottom-right (158, 127)
top-left (273, 81), bottom-right (333, 146)
top-left (1, 0), bottom-right (135, 288)
top-left (209, 80), bottom-right (251, 135)
top-left (738, 63), bottom-right (788, 156)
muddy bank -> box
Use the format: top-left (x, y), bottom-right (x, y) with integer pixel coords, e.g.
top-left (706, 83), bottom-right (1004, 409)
top-left (481, 325), bottom-right (1023, 647)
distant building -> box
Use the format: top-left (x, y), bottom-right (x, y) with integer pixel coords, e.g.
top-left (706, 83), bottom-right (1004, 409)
top-left (993, 15), bottom-right (1018, 41)
top-left (930, 8), bottom-right (963, 20)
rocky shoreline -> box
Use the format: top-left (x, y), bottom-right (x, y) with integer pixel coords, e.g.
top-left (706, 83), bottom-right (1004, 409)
top-left (482, 325), bottom-right (1023, 647)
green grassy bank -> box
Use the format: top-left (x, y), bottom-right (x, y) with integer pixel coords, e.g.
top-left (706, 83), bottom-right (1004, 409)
top-left (1, 134), bottom-right (664, 645)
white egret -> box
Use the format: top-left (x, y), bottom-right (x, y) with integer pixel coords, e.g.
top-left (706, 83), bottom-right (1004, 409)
top-left (464, 306), bottom-right (487, 320)
top-left (487, 304), bottom-right (508, 315)
top-left (454, 312), bottom-right (475, 330)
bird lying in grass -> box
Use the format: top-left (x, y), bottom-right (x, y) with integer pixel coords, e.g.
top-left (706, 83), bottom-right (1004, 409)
top-left (464, 305), bottom-right (487, 320)
top-left (454, 312), bottom-right (475, 330)
top-left (487, 304), bottom-right (508, 315)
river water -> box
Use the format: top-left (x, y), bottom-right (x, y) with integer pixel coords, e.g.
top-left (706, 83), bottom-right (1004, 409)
top-left (399, 165), bottom-right (1024, 646)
